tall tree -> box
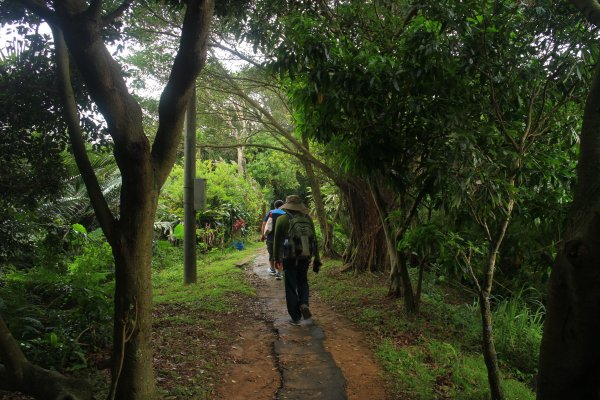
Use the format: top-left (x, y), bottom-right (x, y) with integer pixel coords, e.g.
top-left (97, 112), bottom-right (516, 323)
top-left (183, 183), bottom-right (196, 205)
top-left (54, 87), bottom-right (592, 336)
top-left (2, 0), bottom-right (215, 398)
top-left (537, 1), bottom-right (600, 398)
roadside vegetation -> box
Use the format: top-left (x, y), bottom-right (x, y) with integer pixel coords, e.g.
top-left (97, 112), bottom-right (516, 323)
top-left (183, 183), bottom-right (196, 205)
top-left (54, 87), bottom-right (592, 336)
top-left (312, 260), bottom-right (541, 400)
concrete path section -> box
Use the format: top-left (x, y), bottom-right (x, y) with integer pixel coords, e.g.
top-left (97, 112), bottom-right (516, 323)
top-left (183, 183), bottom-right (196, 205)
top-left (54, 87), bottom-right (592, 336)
top-left (252, 251), bottom-right (347, 400)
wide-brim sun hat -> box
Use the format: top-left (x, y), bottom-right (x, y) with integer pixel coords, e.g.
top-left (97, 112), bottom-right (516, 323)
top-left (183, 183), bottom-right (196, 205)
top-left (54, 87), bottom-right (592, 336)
top-left (281, 195), bottom-right (309, 213)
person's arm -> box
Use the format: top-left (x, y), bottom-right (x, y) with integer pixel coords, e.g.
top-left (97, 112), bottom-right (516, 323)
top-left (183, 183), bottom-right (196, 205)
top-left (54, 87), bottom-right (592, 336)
top-left (260, 211), bottom-right (270, 240)
top-left (310, 217), bottom-right (322, 272)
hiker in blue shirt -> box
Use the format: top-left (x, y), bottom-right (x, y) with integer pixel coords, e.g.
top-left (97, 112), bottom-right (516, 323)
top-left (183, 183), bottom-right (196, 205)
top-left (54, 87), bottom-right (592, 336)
top-left (261, 199), bottom-right (285, 280)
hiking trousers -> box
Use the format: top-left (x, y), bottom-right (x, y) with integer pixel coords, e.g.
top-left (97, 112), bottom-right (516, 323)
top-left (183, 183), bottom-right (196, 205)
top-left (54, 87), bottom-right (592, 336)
top-left (282, 258), bottom-right (310, 321)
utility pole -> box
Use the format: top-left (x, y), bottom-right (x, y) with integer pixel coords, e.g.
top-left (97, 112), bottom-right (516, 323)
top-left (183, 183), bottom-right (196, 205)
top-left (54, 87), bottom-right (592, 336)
top-left (183, 86), bottom-right (197, 284)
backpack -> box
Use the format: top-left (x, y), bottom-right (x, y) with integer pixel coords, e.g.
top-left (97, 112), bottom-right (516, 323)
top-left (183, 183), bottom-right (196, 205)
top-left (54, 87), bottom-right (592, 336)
top-left (263, 212), bottom-right (273, 235)
top-left (283, 212), bottom-right (315, 259)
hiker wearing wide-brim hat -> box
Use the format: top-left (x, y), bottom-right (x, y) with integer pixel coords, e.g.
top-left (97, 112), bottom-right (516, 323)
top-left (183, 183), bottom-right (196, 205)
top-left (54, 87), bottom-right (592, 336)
top-left (280, 195), bottom-right (309, 214)
top-left (273, 195), bottom-right (322, 326)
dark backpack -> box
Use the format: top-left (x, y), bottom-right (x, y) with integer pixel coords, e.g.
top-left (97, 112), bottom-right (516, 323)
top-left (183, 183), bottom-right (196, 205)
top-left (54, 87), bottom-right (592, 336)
top-left (284, 212), bottom-right (315, 259)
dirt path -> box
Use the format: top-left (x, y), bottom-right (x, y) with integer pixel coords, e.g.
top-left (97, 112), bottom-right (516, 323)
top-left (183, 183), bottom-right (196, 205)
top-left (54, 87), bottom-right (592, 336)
top-left (214, 249), bottom-right (391, 400)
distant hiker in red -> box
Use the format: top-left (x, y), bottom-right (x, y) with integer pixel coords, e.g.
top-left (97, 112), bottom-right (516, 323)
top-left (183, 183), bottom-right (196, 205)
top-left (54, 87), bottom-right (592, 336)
top-left (273, 195), bottom-right (322, 325)
top-left (261, 199), bottom-right (285, 280)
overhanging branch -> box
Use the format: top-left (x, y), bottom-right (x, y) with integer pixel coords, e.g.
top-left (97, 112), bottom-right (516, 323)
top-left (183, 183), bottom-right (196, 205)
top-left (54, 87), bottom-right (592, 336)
top-left (198, 142), bottom-right (303, 158)
top-left (102, 0), bottom-right (133, 26)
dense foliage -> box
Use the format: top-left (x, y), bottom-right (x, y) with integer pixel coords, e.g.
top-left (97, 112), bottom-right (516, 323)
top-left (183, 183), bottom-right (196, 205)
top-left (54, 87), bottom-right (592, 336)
top-left (158, 160), bottom-right (263, 249)
top-left (2, 0), bottom-right (600, 398)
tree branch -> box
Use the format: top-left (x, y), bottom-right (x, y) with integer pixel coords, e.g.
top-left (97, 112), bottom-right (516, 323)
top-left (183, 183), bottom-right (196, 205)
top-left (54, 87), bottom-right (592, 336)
top-left (102, 0), bottom-right (133, 26)
top-left (152, 0), bottom-right (215, 187)
top-left (198, 142), bottom-right (303, 158)
top-left (51, 25), bottom-right (117, 244)
top-left (209, 40), bottom-right (263, 68)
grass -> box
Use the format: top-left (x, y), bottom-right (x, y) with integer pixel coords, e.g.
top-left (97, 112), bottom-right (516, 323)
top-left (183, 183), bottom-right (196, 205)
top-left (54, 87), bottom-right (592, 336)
top-left (151, 239), bottom-right (262, 399)
top-left (311, 259), bottom-right (537, 399)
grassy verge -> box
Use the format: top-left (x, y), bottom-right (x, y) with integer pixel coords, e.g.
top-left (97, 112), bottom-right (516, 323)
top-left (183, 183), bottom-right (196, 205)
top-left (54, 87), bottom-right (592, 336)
top-left (311, 259), bottom-right (537, 400)
top-left (151, 239), bottom-right (262, 399)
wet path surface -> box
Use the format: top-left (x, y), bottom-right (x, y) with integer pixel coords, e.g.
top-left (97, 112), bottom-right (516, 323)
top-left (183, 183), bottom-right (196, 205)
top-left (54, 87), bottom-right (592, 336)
top-left (252, 252), bottom-right (348, 400)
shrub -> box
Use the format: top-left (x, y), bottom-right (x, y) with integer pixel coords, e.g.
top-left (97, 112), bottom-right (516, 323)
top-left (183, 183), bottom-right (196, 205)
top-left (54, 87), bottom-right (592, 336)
top-left (0, 227), bottom-right (114, 370)
top-left (492, 292), bottom-right (544, 375)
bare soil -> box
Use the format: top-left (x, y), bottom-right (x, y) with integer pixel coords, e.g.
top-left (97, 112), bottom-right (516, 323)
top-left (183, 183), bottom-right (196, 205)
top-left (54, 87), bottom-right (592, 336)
top-left (212, 251), bottom-right (392, 400)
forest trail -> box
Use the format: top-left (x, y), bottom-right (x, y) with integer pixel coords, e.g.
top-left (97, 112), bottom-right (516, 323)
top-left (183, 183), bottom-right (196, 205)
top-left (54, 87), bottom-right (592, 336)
top-left (213, 249), bottom-right (391, 400)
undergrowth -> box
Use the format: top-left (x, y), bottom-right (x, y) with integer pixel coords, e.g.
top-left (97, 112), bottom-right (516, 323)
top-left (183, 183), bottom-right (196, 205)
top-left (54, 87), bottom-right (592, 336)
top-left (151, 239), bottom-right (261, 399)
top-left (0, 232), bottom-right (260, 399)
top-left (311, 260), bottom-right (538, 399)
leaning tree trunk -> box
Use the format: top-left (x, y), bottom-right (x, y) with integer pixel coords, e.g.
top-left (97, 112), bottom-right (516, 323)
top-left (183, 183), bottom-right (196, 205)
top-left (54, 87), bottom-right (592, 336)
top-left (537, 60), bottom-right (600, 400)
top-left (479, 291), bottom-right (503, 400)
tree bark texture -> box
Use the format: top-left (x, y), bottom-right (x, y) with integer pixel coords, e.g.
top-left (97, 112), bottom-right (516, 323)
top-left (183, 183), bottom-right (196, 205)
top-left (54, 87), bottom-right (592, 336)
top-left (537, 61), bottom-right (600, 400)
top-left (339, 178), bottom-right (388, 273)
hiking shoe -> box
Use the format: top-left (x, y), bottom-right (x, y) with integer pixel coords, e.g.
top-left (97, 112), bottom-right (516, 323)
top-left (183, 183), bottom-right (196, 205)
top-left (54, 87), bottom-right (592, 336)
top-left (300, 304), bottom-right (312, 320)
top-left (275, 272), bottom-right (282, 280)
top-left (289, 319), bottom-right (301, 326)
top-left (268, 268), bottom-right (276, 275)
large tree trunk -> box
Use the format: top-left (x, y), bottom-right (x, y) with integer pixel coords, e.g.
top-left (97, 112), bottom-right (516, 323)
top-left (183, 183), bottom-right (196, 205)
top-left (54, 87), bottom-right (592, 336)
top-left (537, 61), bottom-right (600, 400)
top-left (0, 315), bottom-right (92, 399)
top-left (339, 177), bottom-right (388, 273)
top-left (108, 161), bottom-right (158, 399)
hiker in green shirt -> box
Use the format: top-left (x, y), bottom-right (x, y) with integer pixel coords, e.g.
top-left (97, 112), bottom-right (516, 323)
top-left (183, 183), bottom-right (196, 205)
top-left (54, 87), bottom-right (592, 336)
top-left (273, 195), bottom-right (322, 325)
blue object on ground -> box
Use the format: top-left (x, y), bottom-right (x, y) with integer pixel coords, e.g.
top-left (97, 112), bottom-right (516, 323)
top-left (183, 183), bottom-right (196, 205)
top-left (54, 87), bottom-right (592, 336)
top-left (232, 240), bottom-right (244, 250)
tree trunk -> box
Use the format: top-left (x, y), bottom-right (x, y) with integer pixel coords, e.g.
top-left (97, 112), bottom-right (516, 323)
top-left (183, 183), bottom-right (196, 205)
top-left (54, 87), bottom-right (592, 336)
top-left (415, 259), bottom-right (425, 312)
top-left (37, 2), bottom-right (214, 399)
top-left (479, 292), bottom-right (504, 400)
top-left (398, 252), bottom-right (416, 313)
top-left (237, 145), bottom-right (246, 176)
top-left (467, 199), bottom-right (513, 400)
top-left (184, 88), bottom-right (197, 284)
top-left (107, 157), bottom-right (158, 399)
top-left (388, 258), bottom-right (403, 298)
top-left (537, 61), bottom-right (600, 400)
top-left (339, 177), bottom-right (388, 273)
top-left (368, 179), bottom-right (417, 313)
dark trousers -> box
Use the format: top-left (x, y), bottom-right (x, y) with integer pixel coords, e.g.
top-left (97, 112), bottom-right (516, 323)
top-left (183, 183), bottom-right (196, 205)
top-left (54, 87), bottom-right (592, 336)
top-left (282, 258), bottom-right (310, 321)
